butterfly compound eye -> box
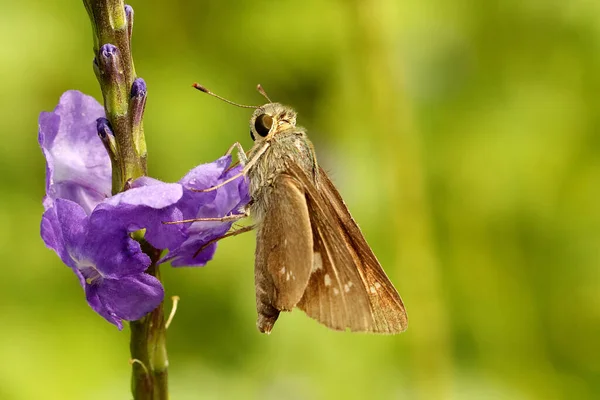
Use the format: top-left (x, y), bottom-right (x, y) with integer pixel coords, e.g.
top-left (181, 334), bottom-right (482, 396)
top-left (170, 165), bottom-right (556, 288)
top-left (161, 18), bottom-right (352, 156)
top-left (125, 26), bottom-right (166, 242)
top-left (254, 114), bottom-right (273, 137)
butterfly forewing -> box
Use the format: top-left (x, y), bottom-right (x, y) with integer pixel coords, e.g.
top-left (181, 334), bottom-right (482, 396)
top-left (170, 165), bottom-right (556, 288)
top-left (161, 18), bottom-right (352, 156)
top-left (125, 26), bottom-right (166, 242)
top-left (292, 164), bottom-right (408, 333)
top-left (254, 174), bottom-right (314, 333)
top-left (319, 168), bottom-right (408, 332)
top-left (298, 217), bottom-right (373, 331)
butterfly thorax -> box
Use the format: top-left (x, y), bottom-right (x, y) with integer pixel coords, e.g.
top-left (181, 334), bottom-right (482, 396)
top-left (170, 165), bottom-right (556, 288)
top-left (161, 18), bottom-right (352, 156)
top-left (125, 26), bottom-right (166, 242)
top-left (247, 128), bottom-right (318, 224)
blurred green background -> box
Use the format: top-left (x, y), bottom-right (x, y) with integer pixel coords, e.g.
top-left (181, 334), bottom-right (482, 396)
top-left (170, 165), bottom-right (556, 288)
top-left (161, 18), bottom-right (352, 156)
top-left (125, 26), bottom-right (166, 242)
top-left (1, 0), bottom-right (599, 399)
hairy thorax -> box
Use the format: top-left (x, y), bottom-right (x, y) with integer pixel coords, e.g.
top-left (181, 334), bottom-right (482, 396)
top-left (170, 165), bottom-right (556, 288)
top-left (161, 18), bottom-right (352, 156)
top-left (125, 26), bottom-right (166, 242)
top-left (247, 128), bottom-right (316, 223)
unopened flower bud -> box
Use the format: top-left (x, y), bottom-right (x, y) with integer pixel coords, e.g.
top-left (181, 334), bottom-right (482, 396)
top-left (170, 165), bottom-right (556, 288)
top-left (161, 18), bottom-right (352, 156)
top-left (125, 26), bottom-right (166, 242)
top-left (130, 78), bottom-right (147, 126)
top-left (96, 44), bottom-right (128, 116)
top-left (125, 5), bottom-right (134, 42)
top-left (129, 78), bottom-right (147, 158)
top-left (97, 117), bottom-right (118, 160)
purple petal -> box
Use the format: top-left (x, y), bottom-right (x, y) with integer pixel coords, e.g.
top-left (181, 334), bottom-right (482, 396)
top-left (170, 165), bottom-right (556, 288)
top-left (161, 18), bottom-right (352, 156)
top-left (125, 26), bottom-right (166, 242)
top-left (180, 155), bottom-right (248, 223)
top-left (39, 91), bottom-right (110, 214)
top-left (40, 199), bottom-right (88, 270)
top-left (159, 226), bottom-right (228, 267)
top-left (82, 228), bottom-right (151, 278)
top-left (156, 155), bottom-right (250, 267)
top-left (178, 155), bottom-right (248, 220)
top-left (85, 281), bottom-right (122, 328)
top-left (41, 206), bottom-right (64, 261)
top-left (85, 273), bottom-right (164, 329)
top-left (90, 181), bottom-right (186, 250)
top-left (103, 182), bottom-right (183, 209)
top-left (180, 155), bottom-right (234, 189)
top-left (210, 163), bottom-right (249, 218)
top-left (43, 198), bottom-right (151, 279)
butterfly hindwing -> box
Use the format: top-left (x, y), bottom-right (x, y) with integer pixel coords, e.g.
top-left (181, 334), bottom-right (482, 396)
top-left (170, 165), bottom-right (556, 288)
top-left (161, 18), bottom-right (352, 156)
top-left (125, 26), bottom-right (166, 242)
top-left (254, 174), bottom-right (314, 333)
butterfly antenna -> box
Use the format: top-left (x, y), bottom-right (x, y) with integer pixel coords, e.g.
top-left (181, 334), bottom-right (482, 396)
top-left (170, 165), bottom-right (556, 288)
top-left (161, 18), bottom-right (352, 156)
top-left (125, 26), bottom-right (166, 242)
top-left (256, 84), bottom-right (273, 103)
top-left (192, 83), bottom-right (258, 109)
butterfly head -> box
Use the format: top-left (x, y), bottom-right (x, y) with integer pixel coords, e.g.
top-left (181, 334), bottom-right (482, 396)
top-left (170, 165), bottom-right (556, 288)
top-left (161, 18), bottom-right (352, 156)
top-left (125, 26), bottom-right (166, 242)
top-left (249, 103), bottom-right (297, 142)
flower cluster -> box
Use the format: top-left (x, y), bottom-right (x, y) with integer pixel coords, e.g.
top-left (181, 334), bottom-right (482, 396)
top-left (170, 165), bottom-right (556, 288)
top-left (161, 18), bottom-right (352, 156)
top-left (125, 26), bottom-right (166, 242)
top-left (40, 90), bottom-right (249, 328)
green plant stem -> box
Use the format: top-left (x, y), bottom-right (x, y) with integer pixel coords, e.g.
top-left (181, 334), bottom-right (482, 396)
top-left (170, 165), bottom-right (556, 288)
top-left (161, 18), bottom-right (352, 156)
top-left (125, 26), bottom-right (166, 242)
top-left (83, 1), bottom-right (168, 398)
top-left (84, 0), bottom-right (144, 192)
top-left (130, 244), bottom-right (169, 400)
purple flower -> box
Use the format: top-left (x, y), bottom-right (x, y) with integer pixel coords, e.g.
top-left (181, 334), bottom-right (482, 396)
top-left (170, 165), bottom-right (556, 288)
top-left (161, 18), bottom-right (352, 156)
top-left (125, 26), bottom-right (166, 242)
top-left (39, 91), bottom-right (249, 328)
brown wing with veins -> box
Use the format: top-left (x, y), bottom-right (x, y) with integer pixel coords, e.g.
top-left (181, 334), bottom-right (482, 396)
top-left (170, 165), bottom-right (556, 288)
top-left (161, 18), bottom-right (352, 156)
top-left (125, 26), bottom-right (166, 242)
top-left (254, 174), bottom-right (314, 333)
top-left (292, 164), bottom-right (408, 333)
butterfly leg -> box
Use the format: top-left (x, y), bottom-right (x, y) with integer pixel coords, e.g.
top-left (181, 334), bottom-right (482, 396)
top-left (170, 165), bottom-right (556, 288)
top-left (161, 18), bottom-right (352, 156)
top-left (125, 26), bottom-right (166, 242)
top-left (193, 142), bottom-right (270, 193)
top-left (225, 141), bottom-right (248, 165)
top-left (193, 224), bottom-right (255, 257)
top-left (162, 209), bottom-right (249, 225)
